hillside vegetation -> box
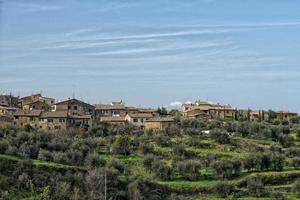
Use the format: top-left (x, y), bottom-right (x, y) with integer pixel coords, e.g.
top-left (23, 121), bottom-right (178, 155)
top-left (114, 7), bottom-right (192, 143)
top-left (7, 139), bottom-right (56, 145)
top-left (2, 117), bottom-right (300, 199)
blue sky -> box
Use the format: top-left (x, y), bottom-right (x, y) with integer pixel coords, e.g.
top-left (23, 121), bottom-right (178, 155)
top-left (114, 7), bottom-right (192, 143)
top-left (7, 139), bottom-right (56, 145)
top-left (1, 0), bottom-right (300, 111)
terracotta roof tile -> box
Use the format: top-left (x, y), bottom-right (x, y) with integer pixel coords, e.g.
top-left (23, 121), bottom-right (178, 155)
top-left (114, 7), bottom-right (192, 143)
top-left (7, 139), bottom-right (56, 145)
top-left (41, 111), bottom-right (68, 118)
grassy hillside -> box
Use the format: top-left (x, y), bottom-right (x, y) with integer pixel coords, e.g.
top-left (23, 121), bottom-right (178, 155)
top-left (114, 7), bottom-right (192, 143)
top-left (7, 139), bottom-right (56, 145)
top-left (1, 119), bottom-right (300, 199)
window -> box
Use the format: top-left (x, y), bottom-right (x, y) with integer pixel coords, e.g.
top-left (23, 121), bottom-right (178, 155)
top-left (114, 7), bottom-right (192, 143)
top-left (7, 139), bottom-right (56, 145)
top-left (48, 119), bottom-right (53, 123)
top-left (54, 126), bottom-right (61, 130)
top-left (133, 118), bottom-right (138, 123)
top-left (30, 117), bottom-right (34, 121)
top-left (74, 106), bottom-right (78, 110)
top-left (68, 106), bottom-right (71, 109)
top-left (59, 118), bottom-right (65, 123)
top-left (32, 105), bottom-right (36, 109)
top-left (140, 118), bottom-right (144, 123)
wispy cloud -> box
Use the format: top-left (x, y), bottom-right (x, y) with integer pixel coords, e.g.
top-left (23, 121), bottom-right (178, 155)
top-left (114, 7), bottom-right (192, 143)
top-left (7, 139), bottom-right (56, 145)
top-left (34, 21), bottom-right (300, 51)
top-left (172, 21), bottom-right (300, 29)
top-left (82, 42), bottom-right (229, 57)
top-left (7, 1), bottom-right (62, 12)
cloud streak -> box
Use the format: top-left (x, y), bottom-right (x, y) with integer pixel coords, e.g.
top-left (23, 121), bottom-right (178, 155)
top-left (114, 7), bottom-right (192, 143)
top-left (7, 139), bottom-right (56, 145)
top-left (7, 1), bottom-right (62, 12)
top-left (31, 21), bottom-right (300, 52)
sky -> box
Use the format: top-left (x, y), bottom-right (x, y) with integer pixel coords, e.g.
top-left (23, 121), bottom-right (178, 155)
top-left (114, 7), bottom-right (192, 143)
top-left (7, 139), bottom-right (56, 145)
top-left (1, 0), bottom-right (300, 111)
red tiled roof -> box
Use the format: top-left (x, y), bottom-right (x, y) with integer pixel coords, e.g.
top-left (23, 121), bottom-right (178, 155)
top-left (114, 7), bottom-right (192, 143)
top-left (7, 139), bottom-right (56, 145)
top-left (41, 111), bottom-right (68, 118)
top-left (14, 110), bottom-right (42, 117)
top-left (55, 98), bottom-right (94, 108)
top-left (127, 113), bottom-right (153, 118)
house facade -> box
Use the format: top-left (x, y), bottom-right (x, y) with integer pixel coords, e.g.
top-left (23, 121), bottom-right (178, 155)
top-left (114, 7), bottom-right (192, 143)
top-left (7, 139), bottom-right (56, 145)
top-left (145, 117), bottom-right (175, 130)
top-left (22, 100), bottom-right (50, 111)
top-left (14, 110), bottom-right (42, 128)
top-left (125, 113), bottom-right (153, 128)
top-left (276, 111), bottom-right (297, 121)
top-left (94, 101), bottom-right (126, 119)
top-left (100, 116), bottom-right (126, 125)
top-left (20, 94), bottom-right (55, 108)
top-left (0, 106), bottom-right (20, 116)
top-left (39, 111), bottom-right (69, 130)
top-left (182, 100), bottom-right (236, 120)
top-left (0, 94), bottom-right (20, 108)
top-left (68, 115), bottom-right (93, 129)
top-left (54, 98), bottom-right (95, 116)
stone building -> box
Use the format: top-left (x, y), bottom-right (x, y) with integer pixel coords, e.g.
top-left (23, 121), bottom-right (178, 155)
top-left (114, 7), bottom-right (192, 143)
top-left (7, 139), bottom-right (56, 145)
top-left (54, 98), bottom-right (95, 116)
top-left (125, 113), bottom-right (153, 128)
top-left (20, 93), bottom-right (55, 108)
top-left (182, 100), bottom-right (236, 120)
top-left (99, 116), bottom-right (126, 125)
top-left (0, 94), bottom-right (20, 108)
top-left (145, 117), bottom-right (175, 130)
top-left (94, 101), bottom-right (126, 119)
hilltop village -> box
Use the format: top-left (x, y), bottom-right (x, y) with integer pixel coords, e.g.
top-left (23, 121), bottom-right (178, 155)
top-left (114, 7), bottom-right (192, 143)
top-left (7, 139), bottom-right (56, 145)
top-left (0, 93), bottom-right (298, 131)
top-left (2, 93), bottom-right (300, 199)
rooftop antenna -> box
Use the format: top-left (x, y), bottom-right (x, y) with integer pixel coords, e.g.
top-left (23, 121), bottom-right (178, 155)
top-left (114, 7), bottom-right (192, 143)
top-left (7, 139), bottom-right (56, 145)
top-left (71, 84), bottom-right (76, 99)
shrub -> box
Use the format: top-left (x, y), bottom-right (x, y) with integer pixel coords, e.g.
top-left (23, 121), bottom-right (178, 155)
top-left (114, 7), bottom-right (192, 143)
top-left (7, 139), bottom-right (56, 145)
top-left (66, 149), bottom-right (84, 165)
top-left (292, 158), bottom-right (300, 169)
top-left (143, 155), bottom-right (157, 170)
top-left (38, 149), bottom-right (53, 162)
top-left (212, 158), bottom-right (241, 179)
top-left (247, 176), bottom-right (265, 197)
top-left (173, 144), bottom-right (188, 157)
top-left (214, 181), bottom-right (233, 198)
top-left (210, 129), bottom-right (230, 144)
top-left (0, 140), bottom-right (9, 154)
top-left (107, 160), bottom-right (125, 173)
top-left (152, 161), bottom-right (172, 181)
top-left (111, 136), bottom-right (131, 155)
top-left (139, 142), bottom-right (154, 155)
top-left (85, 153), bottom-right (101, 168)
top-left (53, 152), bottom-right (68, 164)
top-left (292, 179), bottom-right (300, 197)
top-left (176, 160), bottom-right (201, 181)
top-left (271, 191), bottom-right (288, 200)
top-left (167, 193), bottom-right (187, 200)
top-left (243, 154), bottom-right (259, 172)
top-left (278, 133), bottom-right (294, 148)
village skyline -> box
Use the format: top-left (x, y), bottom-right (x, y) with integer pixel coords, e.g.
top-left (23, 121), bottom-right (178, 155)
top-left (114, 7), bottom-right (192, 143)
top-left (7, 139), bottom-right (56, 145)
top-left (1, 92), bottom-right (298, 132)
top-left (1, 91), bottom-right (299, 114)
